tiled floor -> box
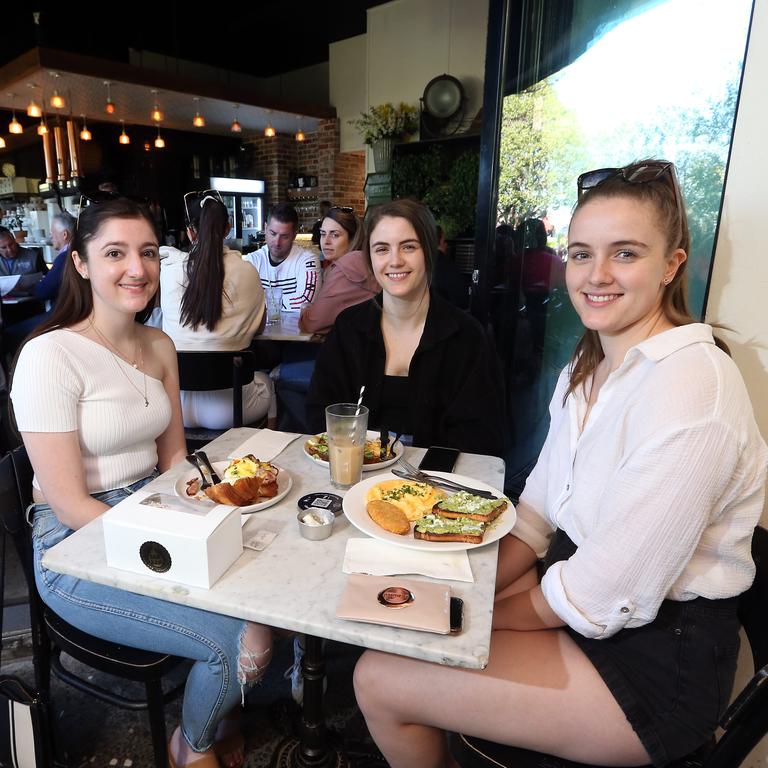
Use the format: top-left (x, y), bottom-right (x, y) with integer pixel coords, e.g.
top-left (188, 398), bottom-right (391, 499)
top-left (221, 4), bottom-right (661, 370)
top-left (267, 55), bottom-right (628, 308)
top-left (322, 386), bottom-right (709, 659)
top-left (3, 635), bottom-right (385, 767)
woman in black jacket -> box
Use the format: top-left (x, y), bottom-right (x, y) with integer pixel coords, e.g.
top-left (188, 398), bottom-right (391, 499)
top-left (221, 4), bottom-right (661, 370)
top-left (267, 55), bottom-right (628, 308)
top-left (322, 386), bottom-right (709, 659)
top-left (306, 199), bottom-right (504, 457)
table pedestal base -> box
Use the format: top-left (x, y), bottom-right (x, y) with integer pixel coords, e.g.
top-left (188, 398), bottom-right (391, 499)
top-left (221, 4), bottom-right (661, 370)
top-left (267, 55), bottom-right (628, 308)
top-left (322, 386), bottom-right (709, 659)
top-left (270, 635), bottom-right (351, 768)
top-left (271, 737), bottom-right (349, 768)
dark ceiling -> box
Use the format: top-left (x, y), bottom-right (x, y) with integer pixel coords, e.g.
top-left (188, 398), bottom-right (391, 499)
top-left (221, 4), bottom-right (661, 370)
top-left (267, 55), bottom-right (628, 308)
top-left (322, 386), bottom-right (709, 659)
top-left (5, 2), bottom-right (391, 77)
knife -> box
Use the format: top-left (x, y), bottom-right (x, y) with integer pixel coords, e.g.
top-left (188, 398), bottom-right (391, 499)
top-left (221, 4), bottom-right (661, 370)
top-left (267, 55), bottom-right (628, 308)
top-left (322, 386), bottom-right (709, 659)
top-left (390, 467), bottom-right (499, 500)
top-left (195, 450), bottom-right (222, 485)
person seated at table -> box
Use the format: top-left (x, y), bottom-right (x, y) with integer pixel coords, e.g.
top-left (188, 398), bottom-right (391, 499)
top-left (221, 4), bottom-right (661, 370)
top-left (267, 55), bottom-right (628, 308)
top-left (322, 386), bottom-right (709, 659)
top-left (306, 198), bottom-right (504, 456)
top-left (352, 161), bottom-right (768, 768)
top-left (298, 206), bottom-right (379, 336)
top-left (160, 189), bottom-right (275, 430)
top-left (2, 212), bottom-right (76, 355)
top-left (0, 226), bottom-right (46, 277)
top-left (10, 197), bottom-right (274, 768)
top-left (243, 203), bottom-right (321, 312)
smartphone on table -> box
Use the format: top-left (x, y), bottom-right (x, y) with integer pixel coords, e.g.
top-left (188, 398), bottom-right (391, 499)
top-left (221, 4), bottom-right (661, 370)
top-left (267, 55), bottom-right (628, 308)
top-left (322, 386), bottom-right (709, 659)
top-left (419, 445), bottom-right (460, 473)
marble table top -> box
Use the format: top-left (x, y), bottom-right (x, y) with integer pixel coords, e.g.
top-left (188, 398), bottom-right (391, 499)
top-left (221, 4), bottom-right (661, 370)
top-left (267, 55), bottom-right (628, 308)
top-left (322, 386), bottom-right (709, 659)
top-left (43, 428), bottom-right (506, 669)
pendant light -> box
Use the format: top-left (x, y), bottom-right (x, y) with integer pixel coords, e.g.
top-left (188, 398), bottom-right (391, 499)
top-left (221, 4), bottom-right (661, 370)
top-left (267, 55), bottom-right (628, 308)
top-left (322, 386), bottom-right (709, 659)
top-left (9, 110), bottom-right (23, 135)
top-left (0, 137), bottom-right (5, 149)
top-left (264, 110), bottom-right (276, 137)
top-left (150, 90), bottom-right (163, 123)
top-left (119, 120), bottom-right (130, 145)
top-left (104, 81), bottom-right (116, 115)
top-left (154, 125), bottom-right (165, 149)
top-left (295, 119), bottom-right (305, 142)
top-left (37, 118), bottom-right (48, 136)
top-left (26, 84), bottom-right (42, 118)
top-left (230, 104), bottom-right (242, 134)
top-left (192, 97), bottom-right (205, 128)
top-left (79, 115), bottom-right (92, 141)
top-left (49, 72), bottom-right (65, 109)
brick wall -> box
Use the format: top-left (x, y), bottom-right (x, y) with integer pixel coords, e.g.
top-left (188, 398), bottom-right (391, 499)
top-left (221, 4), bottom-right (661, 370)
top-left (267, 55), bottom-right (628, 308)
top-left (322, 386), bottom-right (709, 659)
top-left (243, 118), bottom-right (367, 232)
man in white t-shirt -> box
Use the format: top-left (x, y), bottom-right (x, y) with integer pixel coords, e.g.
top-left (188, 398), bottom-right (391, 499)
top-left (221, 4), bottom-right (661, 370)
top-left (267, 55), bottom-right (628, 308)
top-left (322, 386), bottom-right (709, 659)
top-left (244, 204), bottom-right (321, 312)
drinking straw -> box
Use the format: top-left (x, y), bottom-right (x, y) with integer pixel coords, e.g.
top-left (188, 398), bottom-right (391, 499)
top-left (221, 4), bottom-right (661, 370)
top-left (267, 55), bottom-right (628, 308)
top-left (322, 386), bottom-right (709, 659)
top-left (355, 385), bottom-right (365, 416)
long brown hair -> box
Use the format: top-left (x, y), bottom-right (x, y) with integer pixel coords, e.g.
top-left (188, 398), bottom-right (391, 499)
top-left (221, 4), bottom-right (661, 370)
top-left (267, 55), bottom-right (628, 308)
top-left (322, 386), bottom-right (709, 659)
top-left (26, 198), bottom-right (160, 345)
top-left (362, 199), bottom-right (438, 284)
top-left (565, 160), bottom-right (728, 404)
top-left (180, 195), bottom-right (228, 331)
top-left (323, 207), bottom-right (363, 254)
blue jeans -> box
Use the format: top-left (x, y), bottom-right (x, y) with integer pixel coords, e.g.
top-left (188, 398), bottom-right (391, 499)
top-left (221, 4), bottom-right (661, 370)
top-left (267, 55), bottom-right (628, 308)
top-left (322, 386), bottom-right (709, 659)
top-left (30, 475), bottom-right (252, 752)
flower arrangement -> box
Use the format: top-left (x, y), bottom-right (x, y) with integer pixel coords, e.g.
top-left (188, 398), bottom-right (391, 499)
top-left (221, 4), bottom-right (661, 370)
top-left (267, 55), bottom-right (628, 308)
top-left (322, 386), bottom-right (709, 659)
top-left (349, 102), bottom-right (419, 145)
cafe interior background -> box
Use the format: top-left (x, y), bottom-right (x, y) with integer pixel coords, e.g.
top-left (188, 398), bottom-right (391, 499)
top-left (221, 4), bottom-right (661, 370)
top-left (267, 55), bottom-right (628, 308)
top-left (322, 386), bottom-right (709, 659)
top-left (0, 0), bottom-right (765, 508)
top-left (1, 0), bottom-right (767, 764)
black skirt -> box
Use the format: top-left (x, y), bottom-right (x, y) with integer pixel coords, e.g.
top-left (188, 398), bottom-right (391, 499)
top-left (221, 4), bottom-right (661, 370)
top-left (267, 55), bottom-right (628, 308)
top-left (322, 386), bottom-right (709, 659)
top-left (542, 529), bottom-right (740, 767)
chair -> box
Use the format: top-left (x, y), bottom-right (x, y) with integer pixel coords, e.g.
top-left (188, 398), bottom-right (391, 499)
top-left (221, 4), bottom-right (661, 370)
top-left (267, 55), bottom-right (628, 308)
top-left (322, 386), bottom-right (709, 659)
top-left (176, 349), bottom-right (261, 450)
top-left (0, 446), bottom-right (186, 768)
top-left (452, 526), bottom-right (768, 768)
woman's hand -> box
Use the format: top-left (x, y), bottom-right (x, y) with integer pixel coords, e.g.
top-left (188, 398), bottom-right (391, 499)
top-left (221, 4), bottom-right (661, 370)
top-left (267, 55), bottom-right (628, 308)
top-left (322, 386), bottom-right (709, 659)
top-left (22, 431), bottom-right (110, 530)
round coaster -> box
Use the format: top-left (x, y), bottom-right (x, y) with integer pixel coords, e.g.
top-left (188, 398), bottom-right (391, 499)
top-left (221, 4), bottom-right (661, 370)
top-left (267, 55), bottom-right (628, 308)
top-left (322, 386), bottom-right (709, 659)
top-left (297, 492), bottom-right (344, 517)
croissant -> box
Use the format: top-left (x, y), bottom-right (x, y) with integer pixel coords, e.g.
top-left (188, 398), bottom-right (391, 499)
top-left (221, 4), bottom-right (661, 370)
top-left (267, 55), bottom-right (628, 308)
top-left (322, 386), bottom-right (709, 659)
top-left (203, 458), bottom-right (279, 506)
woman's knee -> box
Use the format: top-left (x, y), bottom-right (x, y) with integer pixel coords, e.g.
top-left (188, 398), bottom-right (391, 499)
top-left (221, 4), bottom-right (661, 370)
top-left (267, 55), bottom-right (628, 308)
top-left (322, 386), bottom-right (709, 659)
top-left (354, 650), bottom-right (391, 713)
top-left (238, 623), bottom-right (273, 685)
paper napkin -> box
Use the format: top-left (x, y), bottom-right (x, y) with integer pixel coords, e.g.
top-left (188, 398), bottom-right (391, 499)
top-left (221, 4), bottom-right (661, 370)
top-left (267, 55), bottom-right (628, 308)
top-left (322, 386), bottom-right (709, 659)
top-left (342, 538), bottom-right (474, 583)
top-left (228, 429), bottom-right (303, 462)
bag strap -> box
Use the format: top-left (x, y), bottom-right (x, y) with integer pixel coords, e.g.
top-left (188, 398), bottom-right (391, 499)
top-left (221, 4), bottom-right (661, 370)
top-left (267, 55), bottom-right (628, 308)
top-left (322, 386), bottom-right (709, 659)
top-left (1, 525), bottom-right (6, 670)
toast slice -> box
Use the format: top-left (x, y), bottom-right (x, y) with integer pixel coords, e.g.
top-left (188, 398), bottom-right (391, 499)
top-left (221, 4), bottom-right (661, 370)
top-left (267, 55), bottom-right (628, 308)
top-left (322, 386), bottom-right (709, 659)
top-left (432, 491), bottom-right (507, 523)
top-left (412, 513), bottom-right (486, 544)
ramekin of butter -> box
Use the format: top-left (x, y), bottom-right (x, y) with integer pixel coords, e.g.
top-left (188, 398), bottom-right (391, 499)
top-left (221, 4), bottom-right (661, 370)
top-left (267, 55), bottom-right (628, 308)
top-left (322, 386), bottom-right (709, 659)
top-left (297, 508), bottom-right (335, 540)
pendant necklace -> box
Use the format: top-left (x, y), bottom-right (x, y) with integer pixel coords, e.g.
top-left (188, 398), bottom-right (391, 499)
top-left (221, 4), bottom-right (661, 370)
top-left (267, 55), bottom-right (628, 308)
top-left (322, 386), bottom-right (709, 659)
top-left (89, 319), bottom-right (149, 407)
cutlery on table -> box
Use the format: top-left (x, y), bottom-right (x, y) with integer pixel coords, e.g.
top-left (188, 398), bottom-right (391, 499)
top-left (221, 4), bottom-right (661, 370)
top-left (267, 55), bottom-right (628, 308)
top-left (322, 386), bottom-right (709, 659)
top-left (392, 458), bottom-right (499, 500)
top-left (380, 428), bottom-right (389, 460)
top-left (194, 450), bottom-right (222, 485)
top-left (185, 454), bottom-right (211, 489)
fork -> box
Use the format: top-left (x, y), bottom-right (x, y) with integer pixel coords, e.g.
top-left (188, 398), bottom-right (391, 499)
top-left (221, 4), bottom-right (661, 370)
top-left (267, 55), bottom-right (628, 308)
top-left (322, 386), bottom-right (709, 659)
top-left (185, 454), bottom-right (211, 489)
top-left (393, 458), bottom-right (498, 499)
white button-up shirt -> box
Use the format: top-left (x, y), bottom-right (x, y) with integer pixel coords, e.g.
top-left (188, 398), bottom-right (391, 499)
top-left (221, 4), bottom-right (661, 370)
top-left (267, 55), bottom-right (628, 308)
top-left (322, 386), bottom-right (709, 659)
top-left (513, 323), bottom-right (768, 639)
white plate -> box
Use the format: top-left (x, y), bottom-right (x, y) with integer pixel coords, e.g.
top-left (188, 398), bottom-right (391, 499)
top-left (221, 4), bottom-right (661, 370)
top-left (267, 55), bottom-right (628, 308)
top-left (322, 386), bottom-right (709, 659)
top-left (174, 461), bottom-right (292, 514)
top-left (342, 471), bottom-right (515, 551)
top-left (302, 431), bottom-right (404, 472)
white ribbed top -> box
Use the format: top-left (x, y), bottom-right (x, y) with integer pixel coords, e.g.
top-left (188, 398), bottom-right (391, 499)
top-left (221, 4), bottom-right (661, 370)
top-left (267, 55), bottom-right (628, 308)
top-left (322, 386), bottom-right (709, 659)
top-left (513, 323), bottom-right (768, 639)
top-left (11, 330), bottom-right (171, 493)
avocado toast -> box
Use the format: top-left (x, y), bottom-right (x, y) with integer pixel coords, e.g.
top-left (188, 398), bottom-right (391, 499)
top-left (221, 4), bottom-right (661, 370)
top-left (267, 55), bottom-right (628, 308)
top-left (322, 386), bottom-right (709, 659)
top-left (431, 491), bottom-right (507, 523)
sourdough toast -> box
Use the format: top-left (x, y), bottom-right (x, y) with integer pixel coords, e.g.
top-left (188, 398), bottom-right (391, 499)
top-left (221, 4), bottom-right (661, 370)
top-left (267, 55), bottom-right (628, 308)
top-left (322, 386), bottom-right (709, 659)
top-left (432, 491), bottom-right (507, 523)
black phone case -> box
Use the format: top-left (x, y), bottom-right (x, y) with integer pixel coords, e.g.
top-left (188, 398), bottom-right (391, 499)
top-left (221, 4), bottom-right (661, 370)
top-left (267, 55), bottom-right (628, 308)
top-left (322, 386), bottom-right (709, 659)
top-left (419, 446), bottom-right (460, 473)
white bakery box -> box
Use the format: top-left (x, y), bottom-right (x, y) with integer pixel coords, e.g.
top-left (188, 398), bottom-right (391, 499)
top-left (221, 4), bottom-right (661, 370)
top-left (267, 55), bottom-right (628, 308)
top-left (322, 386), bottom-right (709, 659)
top-left (103, 491), bottom-right (242, 589)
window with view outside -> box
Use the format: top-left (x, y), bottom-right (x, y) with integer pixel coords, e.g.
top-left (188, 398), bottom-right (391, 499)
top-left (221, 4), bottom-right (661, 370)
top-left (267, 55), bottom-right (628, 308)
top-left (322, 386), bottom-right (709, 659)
top-left (493, 0), bottom-right (753, 496)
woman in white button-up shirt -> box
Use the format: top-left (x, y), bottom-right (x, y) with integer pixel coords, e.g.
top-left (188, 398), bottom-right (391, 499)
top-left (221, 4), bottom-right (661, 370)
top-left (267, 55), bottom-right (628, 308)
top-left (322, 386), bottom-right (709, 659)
top-left (353, 161), bottom-right (768, 768)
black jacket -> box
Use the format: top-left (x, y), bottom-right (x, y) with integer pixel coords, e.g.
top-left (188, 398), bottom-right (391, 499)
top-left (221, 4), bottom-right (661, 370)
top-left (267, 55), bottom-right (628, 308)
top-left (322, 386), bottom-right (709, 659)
top-left (306, 294), bottom-right (506, 457)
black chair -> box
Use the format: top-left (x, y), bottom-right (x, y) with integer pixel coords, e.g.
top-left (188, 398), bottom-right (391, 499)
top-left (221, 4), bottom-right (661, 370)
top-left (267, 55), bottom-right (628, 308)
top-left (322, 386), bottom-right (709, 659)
top-left (452, 526), bottom-right (768, 768)
top-left (0, 445), bottom-right (186, 768)
top-left (176, 349), bottom-right (262, 450)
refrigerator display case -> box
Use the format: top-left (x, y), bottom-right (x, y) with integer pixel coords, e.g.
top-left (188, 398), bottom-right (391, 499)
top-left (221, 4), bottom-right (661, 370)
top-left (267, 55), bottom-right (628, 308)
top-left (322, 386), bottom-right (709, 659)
top-left (210, 177), bottom-right (266, 246)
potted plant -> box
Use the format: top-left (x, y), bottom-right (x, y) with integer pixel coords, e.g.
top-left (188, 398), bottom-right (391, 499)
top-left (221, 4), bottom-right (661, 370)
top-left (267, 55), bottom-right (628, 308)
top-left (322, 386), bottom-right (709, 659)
top-left (350, 102), bottom-right (419, 173)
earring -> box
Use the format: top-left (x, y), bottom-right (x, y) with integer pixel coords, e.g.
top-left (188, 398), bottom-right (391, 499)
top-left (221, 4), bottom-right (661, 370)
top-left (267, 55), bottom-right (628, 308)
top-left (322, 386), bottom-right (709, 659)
top-left (663, 277), bottom-right (671, 285)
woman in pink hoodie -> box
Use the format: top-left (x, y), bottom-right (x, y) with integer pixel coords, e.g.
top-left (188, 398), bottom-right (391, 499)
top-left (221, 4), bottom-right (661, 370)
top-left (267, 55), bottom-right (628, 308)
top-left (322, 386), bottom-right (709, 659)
top-left (299, 206), bottom-right (380, 335)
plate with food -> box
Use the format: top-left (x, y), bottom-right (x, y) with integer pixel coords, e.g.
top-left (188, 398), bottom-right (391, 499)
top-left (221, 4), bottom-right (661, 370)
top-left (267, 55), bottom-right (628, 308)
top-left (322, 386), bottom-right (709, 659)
top-left (342, 472), bottom-right (515, 551)
top-left (303, 431), bottom-right (403, 471)
top-left (174, 455), bottom-right (292, 514)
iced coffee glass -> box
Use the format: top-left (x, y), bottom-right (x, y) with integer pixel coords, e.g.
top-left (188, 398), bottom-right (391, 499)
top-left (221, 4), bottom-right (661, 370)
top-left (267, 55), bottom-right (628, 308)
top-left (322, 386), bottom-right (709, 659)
top-left (325, 403), bottom-right (369, 490)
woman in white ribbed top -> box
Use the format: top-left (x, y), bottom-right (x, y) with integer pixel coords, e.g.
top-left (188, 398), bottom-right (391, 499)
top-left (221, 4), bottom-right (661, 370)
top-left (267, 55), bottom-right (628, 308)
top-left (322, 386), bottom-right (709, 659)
top-left (353, 162), bottom-right (768, 768)
top-left (11, 197), bottom-right (273, 768)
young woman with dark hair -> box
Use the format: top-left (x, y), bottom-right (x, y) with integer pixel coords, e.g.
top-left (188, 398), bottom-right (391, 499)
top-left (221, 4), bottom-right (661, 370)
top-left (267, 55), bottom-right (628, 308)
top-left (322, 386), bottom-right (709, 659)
top-left (352, 162), bottom-right (767, 768)
top-left (298, 206), bottom-right (379, 335)
top-left (306, 198), bottom-right (504, 456)
top-left (160, 191), bottom-right (275, 429)
top-left (11, 197), bottom-right (273, 767)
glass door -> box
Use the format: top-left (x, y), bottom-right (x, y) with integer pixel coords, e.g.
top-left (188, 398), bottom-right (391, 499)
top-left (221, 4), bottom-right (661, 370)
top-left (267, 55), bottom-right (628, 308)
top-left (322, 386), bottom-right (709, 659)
top-left (477, 0), bottom-right (754, 497)
top-left (240, 195), bottom-right (263, 247)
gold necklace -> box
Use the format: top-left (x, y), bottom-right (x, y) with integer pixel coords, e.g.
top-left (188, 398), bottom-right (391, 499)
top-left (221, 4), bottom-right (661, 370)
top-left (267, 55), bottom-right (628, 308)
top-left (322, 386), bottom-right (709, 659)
top-left (89, 320), bottom-right (149, 407)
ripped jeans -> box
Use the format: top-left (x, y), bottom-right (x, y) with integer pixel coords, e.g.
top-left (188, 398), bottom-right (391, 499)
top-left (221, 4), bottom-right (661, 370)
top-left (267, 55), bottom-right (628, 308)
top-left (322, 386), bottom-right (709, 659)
top-left (30, 475), bottom-right (271, 753)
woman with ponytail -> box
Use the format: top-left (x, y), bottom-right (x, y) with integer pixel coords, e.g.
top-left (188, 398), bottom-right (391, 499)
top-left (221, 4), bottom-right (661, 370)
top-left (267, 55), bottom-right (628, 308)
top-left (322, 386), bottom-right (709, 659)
top-left (160, 190), bottom-right (275, 429)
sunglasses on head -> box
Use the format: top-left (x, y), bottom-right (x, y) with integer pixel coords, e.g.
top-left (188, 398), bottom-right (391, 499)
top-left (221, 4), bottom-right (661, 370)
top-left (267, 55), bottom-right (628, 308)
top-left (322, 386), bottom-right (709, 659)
top-left (329, 205), bottom-right (354, 214)
top-left (183, 189), bottom-right (225, 223)
top-left (577, 161), bottom-right (683, 222)
top-left (75, 191), bottom-right (150, 230)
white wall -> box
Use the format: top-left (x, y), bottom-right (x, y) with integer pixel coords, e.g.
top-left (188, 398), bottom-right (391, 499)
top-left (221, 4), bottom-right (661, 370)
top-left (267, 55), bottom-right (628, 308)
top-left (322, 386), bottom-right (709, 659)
top-left (705, 0), bottom-right (768, 523)
top-left (330, 35), bottom-right (368, 152)
top-left (332, 0), bottom-right (489, 161)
